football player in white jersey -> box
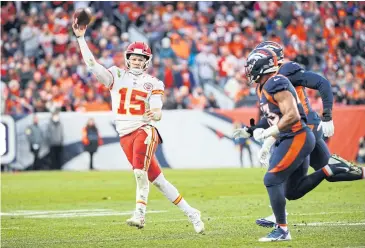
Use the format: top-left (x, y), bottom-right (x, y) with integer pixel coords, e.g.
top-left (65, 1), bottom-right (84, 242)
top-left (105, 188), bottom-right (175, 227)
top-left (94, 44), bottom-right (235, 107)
top-left (72, 18), bottom-right (204, 234)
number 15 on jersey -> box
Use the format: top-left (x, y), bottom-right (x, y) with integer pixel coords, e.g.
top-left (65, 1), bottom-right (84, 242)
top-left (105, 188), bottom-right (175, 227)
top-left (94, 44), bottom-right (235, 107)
top-left (117, 88), bottom-right (150, 116)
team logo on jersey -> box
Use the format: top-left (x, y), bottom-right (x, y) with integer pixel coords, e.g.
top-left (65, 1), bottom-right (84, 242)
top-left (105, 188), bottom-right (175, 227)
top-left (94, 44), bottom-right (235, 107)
top-left (143, 82), bottom-right (153, 91)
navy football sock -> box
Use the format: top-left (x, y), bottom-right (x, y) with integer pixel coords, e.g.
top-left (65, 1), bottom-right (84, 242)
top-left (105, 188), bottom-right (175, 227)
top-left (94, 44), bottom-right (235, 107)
top-left (266, 184), bottom-right (286, 224)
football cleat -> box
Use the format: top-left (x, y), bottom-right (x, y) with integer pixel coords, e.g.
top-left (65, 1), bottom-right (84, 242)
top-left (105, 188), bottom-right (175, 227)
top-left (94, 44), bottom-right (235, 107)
top-left (256, 208), bottom-right (288, 228)
top-left (349, 166), bottom-right (365, 179)
top-left (126, 212), bottom-right (145, 229)
top-left (259, 226), bottom-right (292, 242)
top-left (187, 209), bottom-right (205, 234)
top-left (256, 214), bottom-right (276, 228)
top-left (328, 154), bottom-right (352, 175)
top-left (330, 155), bottom-right (365, 179)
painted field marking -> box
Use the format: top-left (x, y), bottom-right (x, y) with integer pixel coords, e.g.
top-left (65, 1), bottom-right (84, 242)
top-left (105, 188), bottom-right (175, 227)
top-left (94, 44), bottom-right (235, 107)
top-left (293, 222), bottom-right (365, 227)
top-left (0, 209), bottom-right (110, 216)
top-left (1, 209), bottom-right (167, 219)
top-left (27, 210), bottom-right (167, 219)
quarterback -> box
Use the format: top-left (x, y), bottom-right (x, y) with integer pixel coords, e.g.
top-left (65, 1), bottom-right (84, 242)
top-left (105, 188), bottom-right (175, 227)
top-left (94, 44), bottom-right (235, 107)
top-left (72, 18), bottom-right (204, 233)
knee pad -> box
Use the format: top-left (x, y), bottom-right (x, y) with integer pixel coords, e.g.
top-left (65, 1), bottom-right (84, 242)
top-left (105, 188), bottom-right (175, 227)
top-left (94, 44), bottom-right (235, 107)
top-left (264, 172), bottom-right (280, 187)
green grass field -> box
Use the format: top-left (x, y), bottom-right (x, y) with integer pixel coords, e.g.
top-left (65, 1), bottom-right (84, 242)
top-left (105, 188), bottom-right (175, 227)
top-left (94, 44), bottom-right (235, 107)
top-left (1, 168), bottom-right (365, 248)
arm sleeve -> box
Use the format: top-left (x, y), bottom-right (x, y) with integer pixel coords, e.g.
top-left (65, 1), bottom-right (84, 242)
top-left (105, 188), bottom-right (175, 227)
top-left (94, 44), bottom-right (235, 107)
top-left (77, 37), bottom-right (113, 88)
top-left (291, 70), bottom-right (333, 111)
top-left (149, 80), bottom-right (165, 109)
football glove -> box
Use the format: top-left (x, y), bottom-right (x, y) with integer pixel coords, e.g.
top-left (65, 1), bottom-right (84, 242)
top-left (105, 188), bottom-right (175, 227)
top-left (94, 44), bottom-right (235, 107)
top-left (232, 118), bottom-right (256, 139)
top-left (318, 108), bottom-right (334, 137)
top-left (253, 125), bottom-right (280, 143)
top-left (258, 136), bottom-right (276, 167)
top-left (233, 126), bottom-right (252, 139)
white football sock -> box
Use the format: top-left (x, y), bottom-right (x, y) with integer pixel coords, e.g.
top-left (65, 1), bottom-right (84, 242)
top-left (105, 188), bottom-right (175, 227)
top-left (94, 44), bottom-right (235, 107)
top-left (152, 173), bottom-right (193, 213)
top-left (322, 165), bottom-right (334, 177)
top-left (134, 169), bottom-right (149, 216)
top-left (278, 224), bottom-right (288, 231)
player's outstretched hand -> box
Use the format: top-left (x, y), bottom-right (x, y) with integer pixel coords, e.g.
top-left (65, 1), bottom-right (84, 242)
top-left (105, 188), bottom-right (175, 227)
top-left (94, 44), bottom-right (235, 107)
top-left (72, 18), bottom-right (87, 38)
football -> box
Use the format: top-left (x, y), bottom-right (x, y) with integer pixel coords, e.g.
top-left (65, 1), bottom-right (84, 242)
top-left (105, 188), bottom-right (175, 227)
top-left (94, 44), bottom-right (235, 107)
top-left (73, 8), bottom-right (92, 27)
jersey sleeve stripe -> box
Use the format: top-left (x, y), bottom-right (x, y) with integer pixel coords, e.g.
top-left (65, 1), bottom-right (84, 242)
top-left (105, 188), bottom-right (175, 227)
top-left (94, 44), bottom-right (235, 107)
top-left (152, 89), bottom-right (164, 95)
top-left (296, 86), bottom-right (309, 114)
top-left (262, 89), bottom-right (278, 106)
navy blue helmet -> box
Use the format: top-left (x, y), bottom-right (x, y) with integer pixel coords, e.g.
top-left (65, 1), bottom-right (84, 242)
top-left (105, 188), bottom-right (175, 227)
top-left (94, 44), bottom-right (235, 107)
top-left (255, 41), bottom-right (284, 65)
top-left (245, 48), bottom-right (279, 85)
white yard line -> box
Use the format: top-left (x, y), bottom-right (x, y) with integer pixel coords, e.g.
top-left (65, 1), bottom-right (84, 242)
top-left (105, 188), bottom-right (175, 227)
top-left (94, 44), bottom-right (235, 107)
top-left (1, 209), bottom-right (110, 216)
top-left (26, 210), bottom-right (167, 219)
top-left (293, 222), bottom-right (365, 227)
top-left (292, 211), bottom-right (365, 216)
top-left (1, 209), bottom-right (167, 218)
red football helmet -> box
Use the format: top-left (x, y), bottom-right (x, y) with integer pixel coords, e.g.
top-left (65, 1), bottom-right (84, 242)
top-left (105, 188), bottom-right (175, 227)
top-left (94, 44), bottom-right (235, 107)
top-left (124, 42), bottom-right (153, 74)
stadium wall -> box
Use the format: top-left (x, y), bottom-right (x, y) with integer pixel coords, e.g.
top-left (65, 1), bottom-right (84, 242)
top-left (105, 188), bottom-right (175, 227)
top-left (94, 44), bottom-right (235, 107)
top-left (3, 106), bottom-right (365, 170)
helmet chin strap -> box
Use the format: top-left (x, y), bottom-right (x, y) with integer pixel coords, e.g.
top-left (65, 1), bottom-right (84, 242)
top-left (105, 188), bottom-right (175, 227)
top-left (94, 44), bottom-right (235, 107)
top-left (129, 67), bottom-right (143, 75)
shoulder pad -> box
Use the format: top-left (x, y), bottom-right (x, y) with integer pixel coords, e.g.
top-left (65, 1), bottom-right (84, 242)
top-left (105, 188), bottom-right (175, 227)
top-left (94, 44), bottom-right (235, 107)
top-left (143, 74), bottom-right (164, 91)
top-left (147, 75), bottom-right (165, 88)
top-left (144, 74), bottom-right (158, 82)
top-left (265, 75), bottom-right (290, 95)
top-left (278, 61), bottom-right (304, 77)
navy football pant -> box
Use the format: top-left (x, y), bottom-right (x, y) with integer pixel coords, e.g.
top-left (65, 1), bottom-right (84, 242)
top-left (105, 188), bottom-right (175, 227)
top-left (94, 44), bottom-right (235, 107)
top-left (264, 128), bottom-right (328, 224)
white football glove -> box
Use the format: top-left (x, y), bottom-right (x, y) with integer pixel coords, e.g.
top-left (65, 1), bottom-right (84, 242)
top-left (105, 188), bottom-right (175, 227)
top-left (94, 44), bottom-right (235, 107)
top-left (258, 136), bottom-right (276, 167)
top-left (253, 125), bottom-right (280, 143)
top-left (253, 128), bottom-right (265, 143)
top-left (317, 120), bottom-right (334, 137)
top-left (233, 127), bottom-right (252, 139)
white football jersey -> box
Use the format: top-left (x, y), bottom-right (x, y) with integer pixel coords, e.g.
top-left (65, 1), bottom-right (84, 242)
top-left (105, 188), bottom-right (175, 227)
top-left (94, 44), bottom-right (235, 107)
top-left (108, 66), bottom-right (164, 137)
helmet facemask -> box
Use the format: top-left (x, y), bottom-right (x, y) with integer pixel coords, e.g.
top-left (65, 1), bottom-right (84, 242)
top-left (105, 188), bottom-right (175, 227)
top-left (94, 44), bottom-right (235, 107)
top-left (245, 59), bottom-right (263, 85)
top-left (245, 48), bottom-right (279, 85)
top-left (125, 53), bottom-right (152, 75)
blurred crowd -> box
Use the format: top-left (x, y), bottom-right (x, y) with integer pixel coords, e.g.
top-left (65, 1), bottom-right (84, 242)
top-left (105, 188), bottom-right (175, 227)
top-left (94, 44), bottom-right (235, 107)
top-left (1, 1), bottom-right (365, 115)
